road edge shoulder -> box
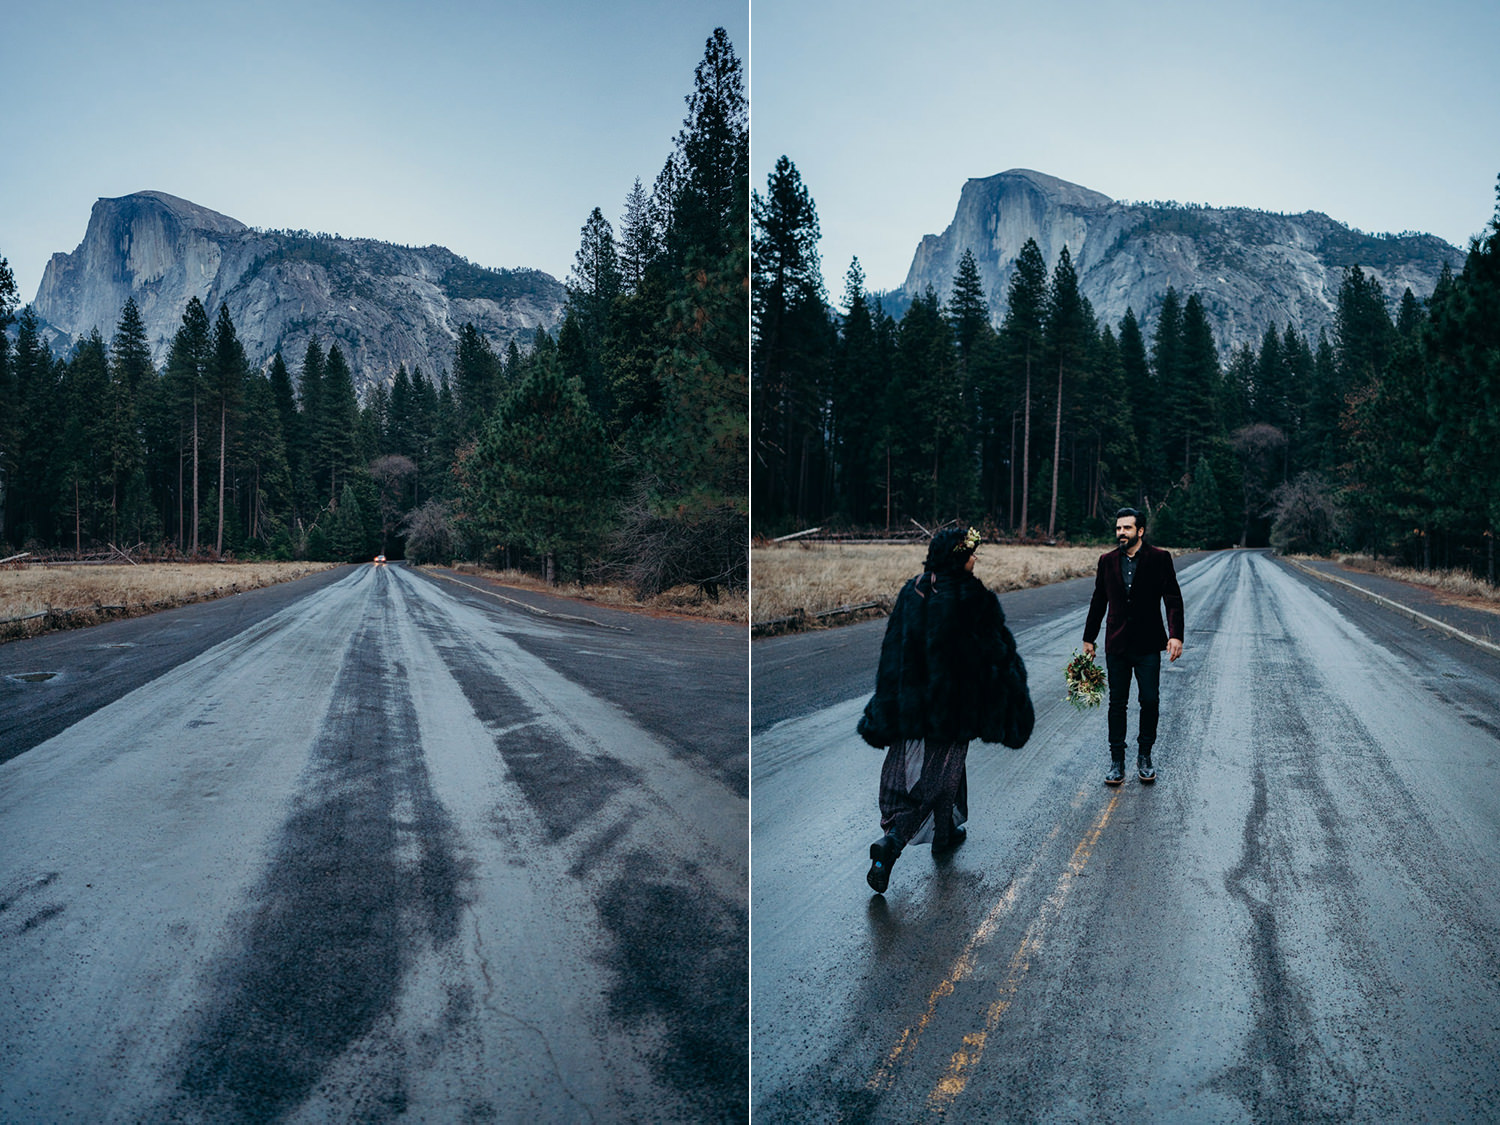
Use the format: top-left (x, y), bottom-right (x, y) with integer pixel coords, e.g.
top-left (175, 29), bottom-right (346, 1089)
top-left (1281, 556), bottom-right (1500, 659)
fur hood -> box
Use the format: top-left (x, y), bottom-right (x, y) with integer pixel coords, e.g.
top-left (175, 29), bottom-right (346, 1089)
top-left (857, 569), bottom-right (1034, 749)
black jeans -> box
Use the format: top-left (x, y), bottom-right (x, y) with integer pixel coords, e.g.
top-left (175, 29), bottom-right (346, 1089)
top-left (1106, 649), bottom-right (1161, 760)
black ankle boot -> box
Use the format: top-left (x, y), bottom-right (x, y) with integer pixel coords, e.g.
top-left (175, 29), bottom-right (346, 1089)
top-left (867, 833), bottom-right (901, 893)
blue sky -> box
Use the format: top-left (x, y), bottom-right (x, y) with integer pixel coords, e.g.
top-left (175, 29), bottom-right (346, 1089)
top-left (0, 0), bottom-right (748, 302)
top-left (751, 0), bottom-right (1500, 302)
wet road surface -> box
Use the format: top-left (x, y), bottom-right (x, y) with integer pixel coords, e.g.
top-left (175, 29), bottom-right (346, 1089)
top-left (1, 563), bottom-right (746, 1122)
top-left (752, 549), bottom-right (1500, 1122)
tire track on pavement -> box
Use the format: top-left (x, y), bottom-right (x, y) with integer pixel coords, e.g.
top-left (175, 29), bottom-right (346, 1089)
top-left (396, 566), bottom-right (748, 1120)
top-left (169, 569), bottom-right (470, 1123)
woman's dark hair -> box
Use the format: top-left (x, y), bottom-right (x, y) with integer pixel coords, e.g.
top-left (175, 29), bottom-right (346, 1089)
top-left (924, 527), bottom-right (976, 572)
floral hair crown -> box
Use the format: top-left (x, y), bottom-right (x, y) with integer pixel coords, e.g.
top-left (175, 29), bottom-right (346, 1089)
top-left (956, 526), bottom-right (981, 553)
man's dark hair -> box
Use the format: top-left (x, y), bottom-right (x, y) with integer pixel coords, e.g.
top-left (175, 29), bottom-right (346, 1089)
top-left (1115, 506), bottom-right (1144, 525)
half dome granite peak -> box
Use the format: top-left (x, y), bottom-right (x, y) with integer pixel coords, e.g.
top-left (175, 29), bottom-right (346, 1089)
top-left (31, 191), bottom-right (565, 397)
top-left (896, 169), bottom-right (1462, 351)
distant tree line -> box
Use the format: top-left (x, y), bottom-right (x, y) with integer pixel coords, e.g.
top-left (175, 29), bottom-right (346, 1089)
top-left (0, 29), bottom-right (747, 596)
top-left (753, 158), bottom-right (1499, 583)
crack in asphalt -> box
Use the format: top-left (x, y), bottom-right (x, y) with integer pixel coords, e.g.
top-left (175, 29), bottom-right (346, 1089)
top-left (467, 909), bottom-right (597, 1125)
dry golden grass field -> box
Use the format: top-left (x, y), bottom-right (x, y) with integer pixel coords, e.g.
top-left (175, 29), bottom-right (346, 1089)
top-left (0, 562), bottom-right (337, 641)
top-left (751, 542), bottom-right (1107, 626)
top-left (1332, 553), bottom-right (1500, 610)
top-left (449, 565), bottom-right (748, 623)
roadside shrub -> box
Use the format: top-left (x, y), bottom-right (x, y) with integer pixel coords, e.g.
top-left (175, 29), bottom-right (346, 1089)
top-left (1270, 473), bottom-right (1345, 554)
top-left (402, 500), bottom-right (456, 565)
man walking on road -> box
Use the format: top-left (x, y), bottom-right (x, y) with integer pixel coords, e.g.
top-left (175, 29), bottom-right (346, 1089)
top-left (1083, 508), bottom-right (1184, 786)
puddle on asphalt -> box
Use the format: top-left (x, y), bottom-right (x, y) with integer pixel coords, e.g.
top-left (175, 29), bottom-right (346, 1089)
top-left (8, 672), bottom-right (59, 683)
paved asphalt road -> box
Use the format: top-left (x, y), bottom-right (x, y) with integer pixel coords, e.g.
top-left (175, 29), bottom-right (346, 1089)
top-left (752, 549), bottom-right (1500, 1122)
top-left (1, 563), bottom-right (746, 1123)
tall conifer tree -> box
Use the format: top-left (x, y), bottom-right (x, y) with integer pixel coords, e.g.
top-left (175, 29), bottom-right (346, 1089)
top-left (1000, 239), bottom-right (1048, 532)
top-left (165, 297), bottom-right (212, 551)
top-left (210, 303), bottom-right (248, 555)
top-left (1043, 246), bottom-right (1088, 536)
top-left (752, 154), bottom-right (827, 523)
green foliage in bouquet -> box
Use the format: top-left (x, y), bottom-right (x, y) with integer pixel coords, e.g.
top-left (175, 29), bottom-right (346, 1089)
top-left (1065, 650), bottom-right (1106, 710)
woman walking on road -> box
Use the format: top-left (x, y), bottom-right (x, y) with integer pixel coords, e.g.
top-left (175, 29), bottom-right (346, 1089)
top-left (857, 527), bottom-right (1034, 893)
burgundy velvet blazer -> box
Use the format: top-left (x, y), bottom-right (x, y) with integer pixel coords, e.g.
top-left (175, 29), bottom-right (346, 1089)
top-left (1082, 543), bottom-right (1184, 656)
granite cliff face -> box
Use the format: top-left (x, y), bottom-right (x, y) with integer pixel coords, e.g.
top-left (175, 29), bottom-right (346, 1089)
top-left (32, 191), bottom-right (566, 394)
top-left (897, 169), bottom-right (1463, 351)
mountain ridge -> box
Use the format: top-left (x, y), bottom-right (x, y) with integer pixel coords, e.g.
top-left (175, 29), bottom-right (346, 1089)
top-left (893, 169), bottom-right (1463, 351)
top-left (30, 191), bottom-right (566, 395)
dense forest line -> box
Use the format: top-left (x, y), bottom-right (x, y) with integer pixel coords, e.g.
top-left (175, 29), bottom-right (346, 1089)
top-left (0, 29), bottom-right (747, 596)
top-left (753, 158), bottom-right (1500, 581)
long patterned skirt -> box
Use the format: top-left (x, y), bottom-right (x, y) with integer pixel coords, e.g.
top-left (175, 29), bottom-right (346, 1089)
top-left (878, 738), bottom-right (969, 847)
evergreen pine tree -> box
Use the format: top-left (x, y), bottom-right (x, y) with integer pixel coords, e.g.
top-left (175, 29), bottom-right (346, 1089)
top-left (471, 349), bottom-right (614, 582)
top-left (667, 28), bottom-right (748, 263)
top-left (268, 351), bottom-right (300, 496)
top-left (433, 372), bottom-right (460, 501)
top-left (328, 481), bottom-right (368, 562)
top-left (1043, 246), bottom-right (1089, 537)
top-left (59, 330), bottom-right (112, 551)
top-left (1396, 288), bottom-right (1423, 340)
top-left (949, 249), bottom-right (990, 357)
top-left (209, 303), bottom-right (248, 555)
top-left (1149, 286), bottom-right (1184, 487)
top-left (295, 337), bottom-right (326, 516)
top-left (1116, 308), bottom-right (1154, 506)
top-left (1000, 238), bottom-right (1048, 532)
top-left (566, 207), bottom-right (624, 420)
top-left (1087, 325), bottom-right (1140, 522)
top-left (1332, 267), bottom-right (1397, 487)
top-left (945, 250), bottom-right (1004, 522)
top-left (830, 258), bottom-right (887, 524)
top-left (648, 231), bottom-right (750, 528)
top-left (1177, 293), bottom-right (1222, 477)
top-left (1421, 182), bottom-right (1500, 570)
top-left (238, 369), bottom-right (292, 547)
top-left (0, 256), bottom-right (16, 545)
top-left (165, 297), bottom-right (213, 552)
top-left (752, 154), bottom-right (828, 524)
top-left (387, 363), bottom-right (415, 462)
top-left (453, 323), bottom-right (502, 441)
top-left (894, 288), bottom-right (972, 523)
top-left (412, 367), bottom-right (445, 504)
top-left (11, 310), bottom-right (65, 543)
top-left (1306, 330), bottom-right (1340, 474)
top-left (1278, 325), bottom-right (1313, 472)
top-left (320, 343), bottom-right (361, 506)
top-left (1179, 455), bottom-right (1227, 547)
top-left (111, 297), bottom-right (153, 394)
top-left (618, 177), bottom-right (659, 291)
top-left (104, 298), bottom-right (152, 544)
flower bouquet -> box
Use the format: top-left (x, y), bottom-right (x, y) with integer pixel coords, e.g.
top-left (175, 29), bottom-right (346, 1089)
top-left (1064, 650), bottom-right (1106, 710)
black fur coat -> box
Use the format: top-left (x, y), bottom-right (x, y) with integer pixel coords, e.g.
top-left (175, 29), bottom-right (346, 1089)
top-left (857, 568), bottom-right (1034, 749)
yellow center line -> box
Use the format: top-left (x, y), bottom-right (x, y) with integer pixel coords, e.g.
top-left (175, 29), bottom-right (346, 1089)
top-left (865, 823), bottom-right (1060, 1093)
top-left (926, 793), bottom-right (1119, 1113)
top-left (866, 779), bottom-right (1098, 1096)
